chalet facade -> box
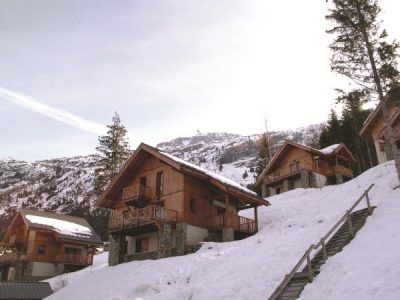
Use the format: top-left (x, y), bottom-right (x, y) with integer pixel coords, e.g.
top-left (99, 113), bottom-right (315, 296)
top-left (256, 141), bottom-right (355, 198)
top-left (0, 209), bottom-right (102, 281)
top-left (359, 86), bottom-right (400, 164)
top-left (97, 143), bottom-right (269, 266)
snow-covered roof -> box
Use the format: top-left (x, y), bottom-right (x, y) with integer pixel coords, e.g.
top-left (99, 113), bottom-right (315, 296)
top-left (316, 144), bottom-right (341, 155)
top-left (25, 215), bottom-right (92, 237)
top-left (18, 209), bottom-right (102, 244)
top-left (161, 151), bottom-right (257, 196)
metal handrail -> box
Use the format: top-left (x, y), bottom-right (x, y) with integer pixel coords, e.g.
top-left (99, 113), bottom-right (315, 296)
top-left (269, 183), bottom-right (375, 300)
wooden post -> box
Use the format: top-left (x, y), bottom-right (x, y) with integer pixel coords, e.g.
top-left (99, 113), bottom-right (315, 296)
top-left (254, 206), bottom-right (259, 232)
top-left (321, 238), bottom-right (327, 259)
top-left (347, 211), bottom-right (355, 237)
top-left (306, 252), bottom-right (313, 281)
top-left (365, 192), bottom-right (372, 215)
top-left (224, 195), bottom-right (231, 227)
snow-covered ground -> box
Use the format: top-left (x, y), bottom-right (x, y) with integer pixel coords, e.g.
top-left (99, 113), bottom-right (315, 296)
top-left (45, 162), bottom-right (399, 300)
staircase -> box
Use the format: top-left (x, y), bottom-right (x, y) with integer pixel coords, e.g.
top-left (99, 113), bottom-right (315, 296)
top-left (269, 184), bottom-right (375, 300)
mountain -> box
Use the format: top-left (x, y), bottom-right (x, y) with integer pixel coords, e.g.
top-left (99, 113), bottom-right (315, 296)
top-left (0, 125), bottom-right (321, 237)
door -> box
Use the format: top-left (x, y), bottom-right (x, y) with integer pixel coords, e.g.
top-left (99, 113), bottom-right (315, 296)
top-left (139, 177), bottom-right (146, 196)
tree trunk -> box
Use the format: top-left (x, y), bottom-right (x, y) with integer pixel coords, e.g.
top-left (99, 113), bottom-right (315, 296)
top-left (355, 0), bottom-right (400, 184)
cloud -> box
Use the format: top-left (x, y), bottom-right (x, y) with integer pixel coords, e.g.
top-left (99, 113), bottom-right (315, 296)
top-left (0, 86), bottom-right (107, 135)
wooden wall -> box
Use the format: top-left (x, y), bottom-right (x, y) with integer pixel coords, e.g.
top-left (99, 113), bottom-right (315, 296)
top-left (113, 156), bottom-right (185, 220)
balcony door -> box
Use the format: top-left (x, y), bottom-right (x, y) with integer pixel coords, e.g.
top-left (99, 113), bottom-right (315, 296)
top-left (139, 177), bottom-right (147, 196)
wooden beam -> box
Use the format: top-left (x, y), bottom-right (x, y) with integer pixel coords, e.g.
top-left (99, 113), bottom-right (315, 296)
top-left (254, 206), bottom-right (258, 232)
top-left (224, 195), bottom-right (231, 226)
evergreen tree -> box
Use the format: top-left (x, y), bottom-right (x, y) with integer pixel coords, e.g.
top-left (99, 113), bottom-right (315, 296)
top-left (92, 112), bottom-right (131, 240)
top-left (94, 112), bottom-right (131, 196)
top-left (338, 90), bottom-right (376, 173)
top-left (326, 0), bottom-right (400, 182)
top-left (319, 110), bottom-right (343, 148)
top-left (318, 92), bottom-right (377, 175)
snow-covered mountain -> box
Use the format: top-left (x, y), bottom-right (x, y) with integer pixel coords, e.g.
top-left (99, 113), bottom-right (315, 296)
top-left (0, 125), bottom-right (321, 235)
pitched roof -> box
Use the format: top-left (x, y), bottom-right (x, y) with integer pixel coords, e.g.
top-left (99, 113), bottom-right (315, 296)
top-left (255, 140), bottom-right (355, 188)
top-left (359, 85), bottom-right (400, 137)
top-left (7, 209), bottom-right (103, 245)
top-left (0, 282), bottom-right (53, 300)
top-left (97, 143), bottom-right (269, 208)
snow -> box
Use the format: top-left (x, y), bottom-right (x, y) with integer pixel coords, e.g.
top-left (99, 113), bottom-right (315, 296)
top-left (318, 144), bottom-right (341, 155)
top-left (25, 215), bottom-right (92, 237)
top-left (45, 161), bottom-right (399, 300)
top-left (161, 151), bottom-right (257, 196)
top-left (45, 252), bottom-right (109, 292)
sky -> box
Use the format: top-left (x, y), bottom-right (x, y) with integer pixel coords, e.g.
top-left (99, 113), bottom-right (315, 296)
top-left (0, 0), bottom-right (399, 161)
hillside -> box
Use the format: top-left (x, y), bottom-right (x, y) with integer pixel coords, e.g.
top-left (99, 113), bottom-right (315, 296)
top-left (45, 161), bottom-right (400, 300)
top-left (0, 125), bottom-right (321, 236)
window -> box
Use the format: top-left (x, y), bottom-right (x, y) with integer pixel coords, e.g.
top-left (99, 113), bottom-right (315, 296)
top-left (135, 237), bottom-right (149, 253)
top-left (139, 177), bottom-right (147, 196)
top-left (156, 172), bottom-right (164, 198)
top-left (190, 197), bottom-right (196, 213)
top-left (37, 244), bottom-right (46, 255)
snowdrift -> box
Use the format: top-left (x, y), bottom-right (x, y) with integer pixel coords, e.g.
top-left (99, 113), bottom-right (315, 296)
top-left (45, 161), bottom-right (400, 300)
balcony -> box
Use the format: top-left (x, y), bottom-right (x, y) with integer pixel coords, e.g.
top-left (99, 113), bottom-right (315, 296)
top-left (109, 205), bottom-right (178, 232)
top-left (122, 184), bottom-right (153, 207)
top-left (55, 253), bottom-right (93, 266)
top-left (330, 165), bottom-right (353, 178)
top-left (206, 214), bottom-right (257, 234)
top-left (264, 163), bottom-right (312, 185)
top-left (0, 251), bottom-right (28, 264)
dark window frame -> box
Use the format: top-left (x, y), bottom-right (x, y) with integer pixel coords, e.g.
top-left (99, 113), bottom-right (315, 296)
top-left (189, 197), bottom-right (197, 213)
top-left (156, 172), bottom-right (164, 198)
top-left (37, 244), bottom-right (46, 255)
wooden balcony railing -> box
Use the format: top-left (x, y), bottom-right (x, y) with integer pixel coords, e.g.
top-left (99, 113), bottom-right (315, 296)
top-left (330, 165), bottom-right (353, 178)
top-left (264, 163), bottom-right (313, 184)
top-left (0, 251), bottom-right (19, 263)
top-left (205, 214), bottom-right (257, 234)
top-left (55, 253), bottom-right (93, 266)
top-left (122, 184), bottom-right (152, 201)
top-left (109, 205), bottom-right (178, 231)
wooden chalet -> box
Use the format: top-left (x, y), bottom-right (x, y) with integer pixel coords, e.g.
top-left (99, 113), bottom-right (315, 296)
top-left (97, 143), bottom-right (269, 266)
top-left (255, 140), bottom-right (355, 198)
top-left (0, 209), bottom-right (102, 281)
top-left (359, 85), bottom-right (400, 164)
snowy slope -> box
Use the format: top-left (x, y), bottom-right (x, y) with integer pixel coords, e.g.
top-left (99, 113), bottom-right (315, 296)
top-left (45, 161), bottom-right (399, 300)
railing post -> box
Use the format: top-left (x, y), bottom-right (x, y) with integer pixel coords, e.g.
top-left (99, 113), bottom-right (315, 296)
top-left (347, 211), bottom-right (354, 237)
top-left (365, 192), bottom-right (372, 215)
top-left (306, 252), bottom-right (313, 281)
top-left (321, 238), bottom-right (327, 259)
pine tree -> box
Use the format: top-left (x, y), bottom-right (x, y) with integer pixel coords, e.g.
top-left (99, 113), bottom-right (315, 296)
top-left (319, 110), bottom-right (343, 148)
top-left (326, 0), bottom-right (400, 182)
top-left (338, 89), bottom-right (376, 173)
top-left (91, 113), bottom-right (131, 240)
top-left (94, 112), bottom-right (131, 196)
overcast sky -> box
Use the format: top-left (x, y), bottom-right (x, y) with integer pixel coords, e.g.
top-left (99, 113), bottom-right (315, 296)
top-left (1, 0), bottom-right (399, 161)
